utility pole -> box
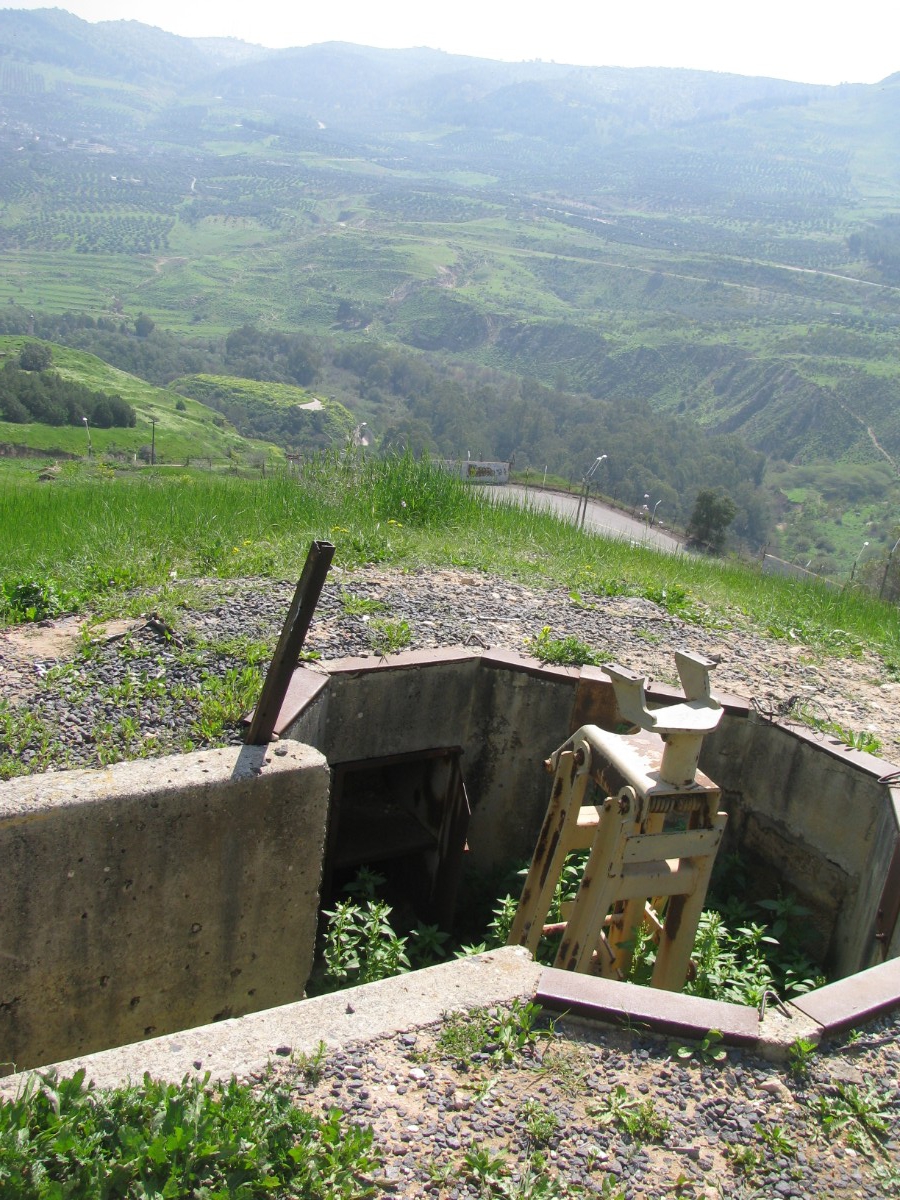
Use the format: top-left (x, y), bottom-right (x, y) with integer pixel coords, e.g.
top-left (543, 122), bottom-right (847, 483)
top-left (150, 417), bottom-right (156, 466)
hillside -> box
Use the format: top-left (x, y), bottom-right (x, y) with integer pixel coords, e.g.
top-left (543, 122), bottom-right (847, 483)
top-left (170, 374), bottom-right (355, 449)
top-left (2, 10), bottom-right (900, 570)
top-left (0, 336), bottom-right (279, 465)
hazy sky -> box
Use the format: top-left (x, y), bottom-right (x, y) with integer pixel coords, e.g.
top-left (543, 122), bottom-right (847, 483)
top-left (6, 0), bottom-right (899, 86)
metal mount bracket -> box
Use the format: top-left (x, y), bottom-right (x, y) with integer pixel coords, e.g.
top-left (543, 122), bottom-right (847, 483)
top-left (605, 651), bottom-right (723, 787)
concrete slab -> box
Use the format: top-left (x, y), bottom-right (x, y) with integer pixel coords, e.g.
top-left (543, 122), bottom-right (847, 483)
top-left (536, 966), bottom-right (759, 1044)
top-left (791, 957), bottom-right (900, 1034)
top-left (1, 947), bottom-right (542, 1094)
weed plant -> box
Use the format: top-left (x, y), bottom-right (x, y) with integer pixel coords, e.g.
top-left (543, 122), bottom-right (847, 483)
top-left (433, 999), bottom-right (546, 1068)
top-left (0, 1067), bottom-right (377, 1198)
top-left (525, 625), bottom-right (610, 667)
top-left (797, 708), bottom-right (882, 754)
top-left (590, 1084), bottom-right (671, 1142)
top-left (318, 854), bottom-right (826, 1011)
top-left (810, 1078), bottom-right (896, 1154)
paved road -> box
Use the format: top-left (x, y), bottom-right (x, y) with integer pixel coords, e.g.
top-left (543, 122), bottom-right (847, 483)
top-left (492, 484), bottom-right (684, 553)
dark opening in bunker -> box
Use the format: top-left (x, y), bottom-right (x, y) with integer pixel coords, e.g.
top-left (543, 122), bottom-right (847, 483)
top-left (323, 747), bottom-right (471, 930)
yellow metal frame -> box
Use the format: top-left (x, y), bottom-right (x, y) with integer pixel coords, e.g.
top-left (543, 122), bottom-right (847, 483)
top-left (509, 655), bottom-right (727, 992)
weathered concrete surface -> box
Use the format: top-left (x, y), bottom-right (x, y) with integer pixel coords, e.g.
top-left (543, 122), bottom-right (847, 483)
top-left (291, 649), bottom-right (580, 870)
top-left (1, 947), bottom-right (542, 1093)
top-left (702, 714), bottom-right (900, 977)
top-left (0, 742), bottom-right (329, 1075)
top-left (464, 653), bottom-right (580, 867)
top-left (283, 650), bottom-right (900, 975)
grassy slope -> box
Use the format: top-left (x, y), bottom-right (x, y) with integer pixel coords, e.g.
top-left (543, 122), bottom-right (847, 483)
top-left (1, 455), bottom-right (897, 672)
top-left (0, 337), bottom-right (280, 464)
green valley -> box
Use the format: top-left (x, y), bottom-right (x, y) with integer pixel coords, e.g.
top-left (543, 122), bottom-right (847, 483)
top-left (2, 10), bottom-right (900, 578)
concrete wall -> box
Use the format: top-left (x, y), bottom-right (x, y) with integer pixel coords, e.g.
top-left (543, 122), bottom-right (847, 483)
top-left (7, 649), bottom-right (898, 1074)
top-left (0, 742), bottom-right (329, 1075)
top-left (284, 649), bottom-right (579, 870)
top-left (283, 651), bottom-right (900, 978)
top-left (701, 715), bottom-right (900, 977)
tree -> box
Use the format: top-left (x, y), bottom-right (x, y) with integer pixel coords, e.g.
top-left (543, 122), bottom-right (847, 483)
top-left (19, 342), bottom-right (52, 371)
top-left (686, 488), bottom-right (737, 553)
top-left (134, 314), bottom-right (155, 338)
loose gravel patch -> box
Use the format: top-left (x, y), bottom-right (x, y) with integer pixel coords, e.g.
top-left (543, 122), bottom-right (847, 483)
top-left (2, 565), bottom-right (899, 775)
top-left (263, 1004), bottom-right (900, 1198)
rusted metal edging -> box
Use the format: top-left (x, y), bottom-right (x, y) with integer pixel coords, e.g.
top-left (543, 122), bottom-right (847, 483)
top-left (245, 539), bottom-right (334, 745)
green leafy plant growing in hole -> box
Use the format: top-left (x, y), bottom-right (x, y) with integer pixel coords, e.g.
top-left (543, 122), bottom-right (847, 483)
top-left (589, 1083), bottom-right (671, 1143)
top-left (408, 921), bottom-right (450, 966)
top-left (343, 865), bottom-right (388, 900)
top-left (0, 1067), bottom-right (377, 1199)
top-left (319, 898), bottom-right (410, 989)
top-left (369, 616), bottom-right (412, 654)
top-left (651, 884), bottom-right (828, 1007)
top-left (670, 1029), bottom-right (727, 1067)
top-left (788, 1036), bottom-right (818, 1079)
top-left (526, 625), bottom-right (610, 667)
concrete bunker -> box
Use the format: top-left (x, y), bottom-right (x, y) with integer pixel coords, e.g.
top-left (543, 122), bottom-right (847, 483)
top-left (2, 646), bottom-right (899, 1076)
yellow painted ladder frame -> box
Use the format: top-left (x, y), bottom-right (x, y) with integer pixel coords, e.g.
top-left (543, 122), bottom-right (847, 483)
top-left (508, 724), bottom-right (726, 992)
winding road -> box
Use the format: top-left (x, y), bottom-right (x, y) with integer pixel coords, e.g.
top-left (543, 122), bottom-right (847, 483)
top-left (492, 484), bottom-right (684, 553)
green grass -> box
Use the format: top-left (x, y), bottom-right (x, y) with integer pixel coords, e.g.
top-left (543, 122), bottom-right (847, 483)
top-left (1, 451), bottom-right (898, 672)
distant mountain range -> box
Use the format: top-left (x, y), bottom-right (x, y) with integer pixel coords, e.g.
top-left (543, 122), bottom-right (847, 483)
top-left (1, 7), bottom-right (900, 533)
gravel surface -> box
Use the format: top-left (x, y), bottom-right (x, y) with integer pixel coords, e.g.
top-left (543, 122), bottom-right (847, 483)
top-left (2, 565), bottom-right (899, 1194)
top-left (2, 563), bottom-right (900, 773)
top-left (262, 1004), bottom-right (900, 1199)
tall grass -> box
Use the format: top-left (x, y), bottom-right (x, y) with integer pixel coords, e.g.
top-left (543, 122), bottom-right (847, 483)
top-left (2, 453), bottom-right (899, 665)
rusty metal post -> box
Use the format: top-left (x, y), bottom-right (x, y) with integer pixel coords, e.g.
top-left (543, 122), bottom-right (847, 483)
top-left (245, 540), bottom-right (334, 745)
